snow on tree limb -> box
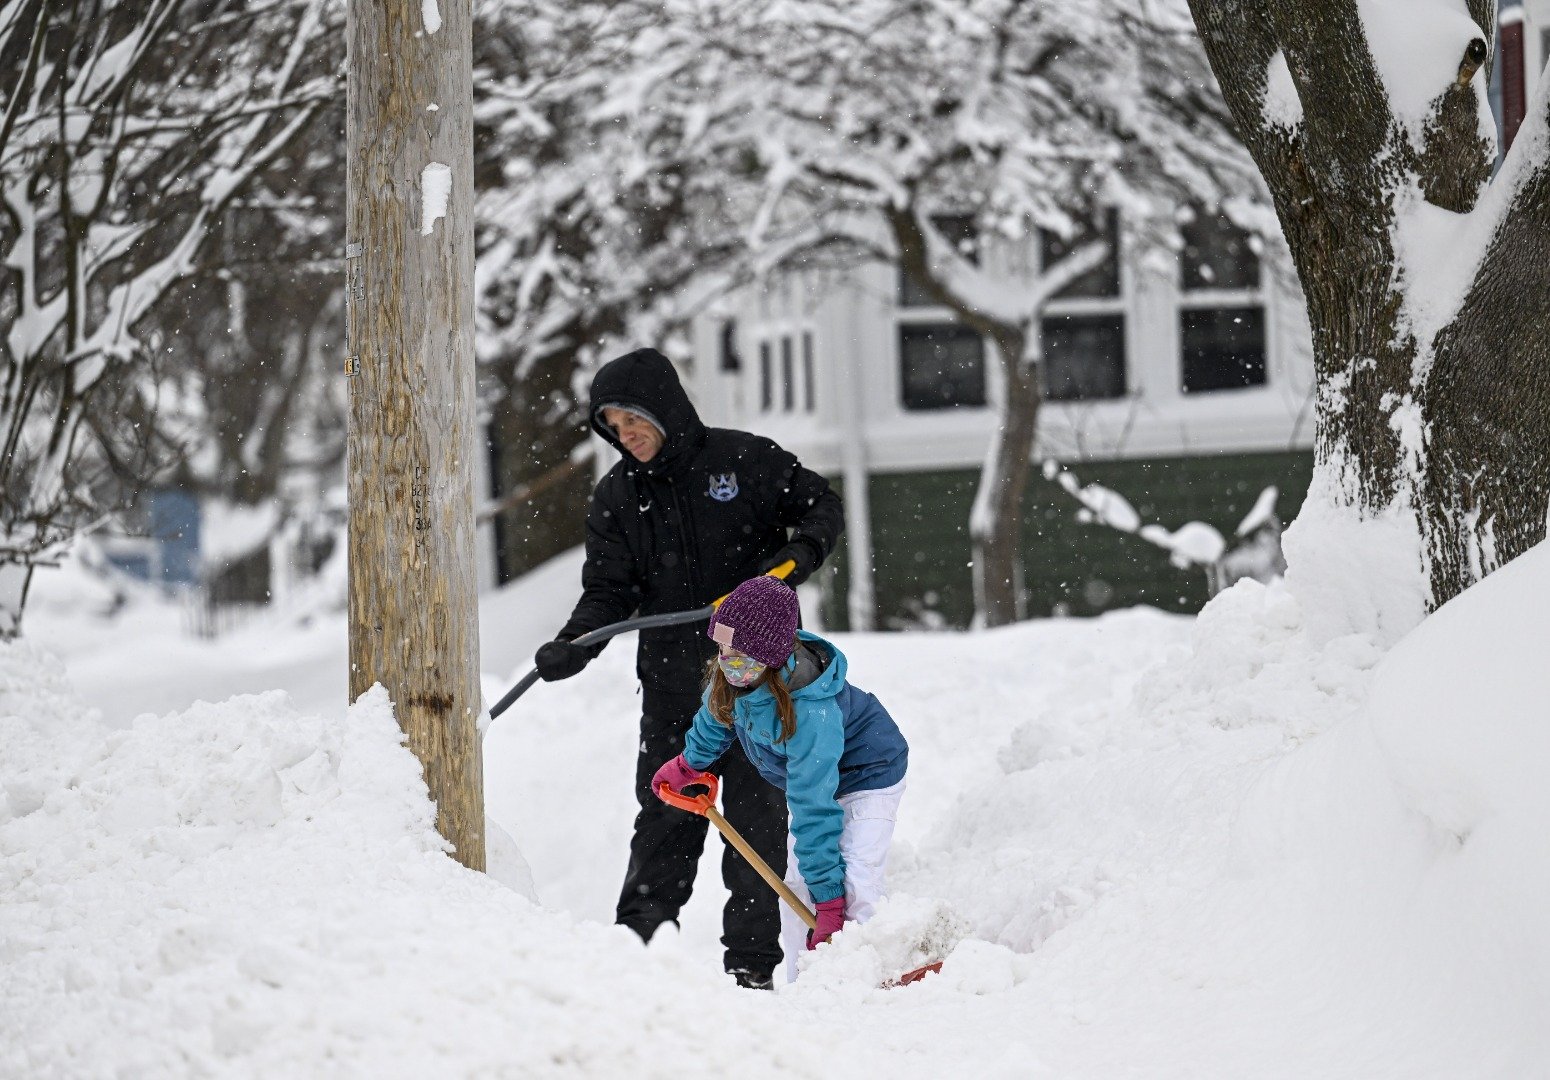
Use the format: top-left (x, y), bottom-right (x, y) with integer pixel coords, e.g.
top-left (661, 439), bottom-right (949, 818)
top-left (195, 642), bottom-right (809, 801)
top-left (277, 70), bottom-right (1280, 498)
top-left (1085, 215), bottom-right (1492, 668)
top-left (0, 0), bottom-right (337, 624)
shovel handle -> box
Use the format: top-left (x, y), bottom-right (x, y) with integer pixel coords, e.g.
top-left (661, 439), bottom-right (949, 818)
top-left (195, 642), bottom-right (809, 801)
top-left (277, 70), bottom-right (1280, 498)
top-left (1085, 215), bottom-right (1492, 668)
top-left (711, 558), bottom-right (796, 609)
top-left (658, 774), bottom-right (816, 930)
top-left (488, 560), bottom-right (798, 724)
top-left (655, 773), bottom-right (719, 815)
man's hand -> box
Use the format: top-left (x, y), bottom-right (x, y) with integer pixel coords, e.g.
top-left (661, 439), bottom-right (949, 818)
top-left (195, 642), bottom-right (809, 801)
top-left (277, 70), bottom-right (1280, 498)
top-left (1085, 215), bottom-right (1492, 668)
top-left (759, 539), bottom-right (818, 587)
top-left (534, 639), bottom-right (592, 682)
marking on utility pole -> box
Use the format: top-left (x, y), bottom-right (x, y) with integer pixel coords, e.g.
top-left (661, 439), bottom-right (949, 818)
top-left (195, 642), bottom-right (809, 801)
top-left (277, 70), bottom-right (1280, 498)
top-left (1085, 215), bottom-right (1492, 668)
top-left (412, 465), bottom-right (430, 546)
top-left (345, 243), bottom-right (365, 379)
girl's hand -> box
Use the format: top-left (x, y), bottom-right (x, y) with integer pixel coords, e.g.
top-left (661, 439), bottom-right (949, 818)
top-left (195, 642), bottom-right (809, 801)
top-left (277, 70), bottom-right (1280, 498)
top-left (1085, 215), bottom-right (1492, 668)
top-left (806, 897), bottom-right (846, 949)
top-left (651, 755), bottom-right (710, 801)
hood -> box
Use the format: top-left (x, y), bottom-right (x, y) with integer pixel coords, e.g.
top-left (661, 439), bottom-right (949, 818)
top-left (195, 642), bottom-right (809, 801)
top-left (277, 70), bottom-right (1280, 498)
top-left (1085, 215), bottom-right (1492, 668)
top-left (733, 631), bottom-right (846, 733)
top-left (588, 347), bottom-right (706, 476)
top-left (784, 630), bottom-right (846, 699)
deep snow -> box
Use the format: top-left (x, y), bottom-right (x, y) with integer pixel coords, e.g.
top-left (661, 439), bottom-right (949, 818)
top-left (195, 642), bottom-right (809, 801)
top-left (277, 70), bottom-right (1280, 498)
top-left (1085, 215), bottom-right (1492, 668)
top-left (5, 537), bottom-right (1550, 1078)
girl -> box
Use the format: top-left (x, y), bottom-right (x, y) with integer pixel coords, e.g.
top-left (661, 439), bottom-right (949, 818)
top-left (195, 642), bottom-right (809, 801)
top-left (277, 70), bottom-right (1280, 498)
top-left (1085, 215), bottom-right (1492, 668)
top-left (652, 575), bottom-right (909, 982)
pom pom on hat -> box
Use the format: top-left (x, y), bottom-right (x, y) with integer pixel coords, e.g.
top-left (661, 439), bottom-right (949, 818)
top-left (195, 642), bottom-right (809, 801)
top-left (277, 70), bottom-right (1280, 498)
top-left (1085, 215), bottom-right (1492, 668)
top-left (708, 576), bottom-right (799, 668)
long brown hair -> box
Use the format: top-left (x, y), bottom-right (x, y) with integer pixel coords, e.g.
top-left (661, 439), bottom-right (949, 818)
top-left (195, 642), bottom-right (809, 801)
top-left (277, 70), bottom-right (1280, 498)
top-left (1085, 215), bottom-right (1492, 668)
top-left (705, 650), bottom-right (797, 744)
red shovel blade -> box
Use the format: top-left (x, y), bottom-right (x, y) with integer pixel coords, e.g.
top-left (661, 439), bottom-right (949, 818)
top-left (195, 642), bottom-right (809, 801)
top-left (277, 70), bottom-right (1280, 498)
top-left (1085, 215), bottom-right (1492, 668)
top-left (885, 960), bottom-right (943, 988)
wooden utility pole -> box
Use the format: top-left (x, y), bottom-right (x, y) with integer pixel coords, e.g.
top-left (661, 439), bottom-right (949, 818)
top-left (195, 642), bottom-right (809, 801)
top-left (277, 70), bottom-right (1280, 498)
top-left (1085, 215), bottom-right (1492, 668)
top-left (345, 0), bottom-right (484, 869)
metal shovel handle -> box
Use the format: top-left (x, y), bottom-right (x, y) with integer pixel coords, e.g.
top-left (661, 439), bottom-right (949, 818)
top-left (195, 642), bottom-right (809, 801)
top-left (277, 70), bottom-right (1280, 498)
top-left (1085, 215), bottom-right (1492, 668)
top-left (486, 560), bottom-right (796, 722)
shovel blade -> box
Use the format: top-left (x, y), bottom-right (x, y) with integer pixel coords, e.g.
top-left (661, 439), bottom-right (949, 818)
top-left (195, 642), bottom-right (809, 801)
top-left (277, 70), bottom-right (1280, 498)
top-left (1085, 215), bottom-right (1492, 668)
top-left (885, 960), bottom-right (943, 988)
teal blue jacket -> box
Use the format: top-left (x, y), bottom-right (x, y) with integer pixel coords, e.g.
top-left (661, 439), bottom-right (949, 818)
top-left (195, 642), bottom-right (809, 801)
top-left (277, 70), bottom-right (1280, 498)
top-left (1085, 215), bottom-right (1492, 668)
top-left (682, 631), bottom-right (907, 903)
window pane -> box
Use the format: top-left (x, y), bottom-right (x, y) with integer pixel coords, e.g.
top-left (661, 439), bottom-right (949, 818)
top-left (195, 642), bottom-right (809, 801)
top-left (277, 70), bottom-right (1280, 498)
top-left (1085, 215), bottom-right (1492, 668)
top-left (1042, 314), bottom-right (1126, 401)
top-left (1181, 306), bottom-right (1266, 392)
top-left (1180, 211), bottom-right (1260, 291)
top-left (899, 323), bottom-right (987, 411)
top-left (1039, 208), bottom-right (1120, 299)
top-left (759, 342), bottom-right (772, 411)
top-left (802, 331), bottom-right (816, 412)
top-left (781, 337), bottom-right (795, 411)
top-left (719, 320), bottom-right (740, 372)
top-left (899, 214), bottom-right (980, 307)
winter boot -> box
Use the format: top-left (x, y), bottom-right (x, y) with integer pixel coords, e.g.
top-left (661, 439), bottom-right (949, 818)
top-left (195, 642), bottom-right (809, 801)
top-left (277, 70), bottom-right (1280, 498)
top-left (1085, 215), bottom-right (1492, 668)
top-left (728, 968), bottom-right (774, 991)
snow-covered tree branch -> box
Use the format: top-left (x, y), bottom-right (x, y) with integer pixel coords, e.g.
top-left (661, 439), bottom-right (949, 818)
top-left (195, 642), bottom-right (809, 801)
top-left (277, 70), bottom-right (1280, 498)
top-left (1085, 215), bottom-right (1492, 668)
top-left (0, 0), bottom-right (335, 634)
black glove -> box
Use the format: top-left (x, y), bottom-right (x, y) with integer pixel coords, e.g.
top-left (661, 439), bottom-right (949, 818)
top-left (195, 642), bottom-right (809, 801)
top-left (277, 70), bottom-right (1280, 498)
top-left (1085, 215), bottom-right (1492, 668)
top-left (760, 539), bottom-right (819, 588)
top-left (534, 638), bottom-right (593, 682)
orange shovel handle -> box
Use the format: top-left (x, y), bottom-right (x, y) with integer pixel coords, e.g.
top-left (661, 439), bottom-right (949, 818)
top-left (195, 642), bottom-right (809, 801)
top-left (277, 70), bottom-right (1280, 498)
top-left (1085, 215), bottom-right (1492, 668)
top-left (656, 772), bottom-right (719, 815)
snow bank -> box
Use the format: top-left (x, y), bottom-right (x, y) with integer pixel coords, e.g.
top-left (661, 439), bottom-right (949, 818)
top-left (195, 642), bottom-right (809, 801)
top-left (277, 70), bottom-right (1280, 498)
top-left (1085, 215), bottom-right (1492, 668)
top-left (13, 530), bottom-right (1550, 1076)
top-left (1220, 541), bottom-right (1550, 1077)
top-left (0, 656), bottom-right (825, 1078)
top-left (1279, 469), bottom-right (1426, 648)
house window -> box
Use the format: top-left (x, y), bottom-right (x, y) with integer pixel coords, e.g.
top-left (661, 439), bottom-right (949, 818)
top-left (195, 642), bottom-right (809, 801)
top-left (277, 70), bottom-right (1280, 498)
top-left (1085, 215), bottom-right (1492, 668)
top-left (719, 320), bottom-right (741, 372)
top-left (1039, 209), bottom-right (1127, 399)
top-left (1180, 212), bottom-right (1260, 291)
top-left (899, 323), bottom-right (986, 410)
top-left (1043, 314), bottom-right (1127, 401)
top-left (1181, 307), bottom-right (1267, 392)
top-left (759, 341), bottom-right (773, 411)
top-left (754, 331), bottom-right (818, 414)
top-left (1039, 209), bottom-right (1121, 300)
top-left (802, 331), bottom-right (816, 412)
top-left (780, 336), bottom-right (795, 411)
top-left (899, 214), bottom-right (980, 308)
top-left (1179, 209), bottom-right (1267, 393)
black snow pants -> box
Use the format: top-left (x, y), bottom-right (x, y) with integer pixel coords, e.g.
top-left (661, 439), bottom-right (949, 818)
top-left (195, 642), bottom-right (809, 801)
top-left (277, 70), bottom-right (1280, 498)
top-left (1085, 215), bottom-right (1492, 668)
top-left (615, 686), bottom-right (787, 978)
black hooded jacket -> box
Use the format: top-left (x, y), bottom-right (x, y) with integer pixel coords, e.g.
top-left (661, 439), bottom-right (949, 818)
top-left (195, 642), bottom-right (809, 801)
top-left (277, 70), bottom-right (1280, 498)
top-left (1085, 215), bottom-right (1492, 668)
top-left (556, 348), bottom-right (845, 692)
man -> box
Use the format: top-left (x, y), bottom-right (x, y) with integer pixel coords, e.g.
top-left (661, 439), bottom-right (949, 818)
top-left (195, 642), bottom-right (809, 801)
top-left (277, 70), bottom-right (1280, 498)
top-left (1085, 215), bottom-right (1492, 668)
top-left (534, 346), bottom-right (844, 990)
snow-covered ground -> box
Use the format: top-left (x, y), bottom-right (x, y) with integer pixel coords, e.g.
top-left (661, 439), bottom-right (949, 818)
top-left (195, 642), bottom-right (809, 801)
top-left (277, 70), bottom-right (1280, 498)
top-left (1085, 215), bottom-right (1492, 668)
top-left (5, 537), bottom-right (1550, 1078)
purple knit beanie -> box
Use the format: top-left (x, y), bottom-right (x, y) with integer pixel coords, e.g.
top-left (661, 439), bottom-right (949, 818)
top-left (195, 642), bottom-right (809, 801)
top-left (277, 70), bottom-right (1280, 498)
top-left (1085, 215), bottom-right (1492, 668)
top-left (708, 576), bottom-right (799, 668)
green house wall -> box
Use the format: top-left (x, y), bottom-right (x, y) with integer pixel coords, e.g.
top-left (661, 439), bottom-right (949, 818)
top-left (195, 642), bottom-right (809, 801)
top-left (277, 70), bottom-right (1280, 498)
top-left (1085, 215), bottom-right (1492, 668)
top-left (818, 450), bottom-right (1314, 630)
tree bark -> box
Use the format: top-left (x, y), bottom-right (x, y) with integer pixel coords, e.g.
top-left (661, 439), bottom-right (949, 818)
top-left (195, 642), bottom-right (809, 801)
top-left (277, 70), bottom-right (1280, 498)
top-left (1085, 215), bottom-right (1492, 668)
top-left (1185, 0), bottom-right (1550, 612)
top-left (347, 0), bottom-right (484, 869)
top-left (1422, 131), bottom-right (1550, 600)
top-left (971, 328), bottom-right (1039, 627)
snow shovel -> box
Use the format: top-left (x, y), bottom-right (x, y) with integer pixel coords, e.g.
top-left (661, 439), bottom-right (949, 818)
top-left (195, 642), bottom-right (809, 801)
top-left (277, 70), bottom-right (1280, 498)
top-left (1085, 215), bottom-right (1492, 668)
top-left (486, 560), bottom-right (796, 722)
top-left (657, 772), bottom-right (943, 988)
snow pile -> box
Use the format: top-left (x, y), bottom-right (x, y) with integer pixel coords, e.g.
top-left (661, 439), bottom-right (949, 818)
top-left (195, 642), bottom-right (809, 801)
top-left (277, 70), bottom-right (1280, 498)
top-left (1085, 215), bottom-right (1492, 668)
top-left (1278, 470), bottom-right (1427, 648)
top-left (1220, 541), bottom-right (1550, 1077)
top-left (12, 533), bottom-right (1550, 1076)
top-left (1365, 539), bottom-right (1550, 1004)
top-left (0, 665), bottom-right (824, 1078)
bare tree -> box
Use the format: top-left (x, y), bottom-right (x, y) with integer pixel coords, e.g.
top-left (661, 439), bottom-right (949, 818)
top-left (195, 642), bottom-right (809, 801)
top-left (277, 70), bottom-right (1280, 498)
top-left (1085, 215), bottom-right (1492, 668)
top-left (0, 0), bottom-right (334, 634)
top-left (1185, 0), bottom-right (1549, 611)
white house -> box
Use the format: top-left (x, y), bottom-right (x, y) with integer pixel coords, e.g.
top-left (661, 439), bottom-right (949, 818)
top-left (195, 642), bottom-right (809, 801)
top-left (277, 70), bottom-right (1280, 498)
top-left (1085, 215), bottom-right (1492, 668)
top-left (682, 210), bottom-right (1317, 629)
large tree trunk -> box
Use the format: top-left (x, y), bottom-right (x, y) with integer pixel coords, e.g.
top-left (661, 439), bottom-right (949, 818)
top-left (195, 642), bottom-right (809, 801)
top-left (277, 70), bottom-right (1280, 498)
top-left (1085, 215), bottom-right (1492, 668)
top-left (1188, 0), bottom-right (1550, 615)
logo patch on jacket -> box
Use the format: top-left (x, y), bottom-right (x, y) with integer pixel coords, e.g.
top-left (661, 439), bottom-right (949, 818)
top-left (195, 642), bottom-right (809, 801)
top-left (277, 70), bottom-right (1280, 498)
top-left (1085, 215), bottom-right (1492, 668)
top-left (707, 472), bottom-right (739, 501)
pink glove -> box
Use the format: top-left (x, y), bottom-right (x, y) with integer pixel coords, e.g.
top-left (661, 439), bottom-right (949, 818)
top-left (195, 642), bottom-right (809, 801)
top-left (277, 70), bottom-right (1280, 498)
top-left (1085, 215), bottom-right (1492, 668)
top-left (652, 755), bottom-right (711, 802)
top-left (805, 897), bottom-right (846, 950)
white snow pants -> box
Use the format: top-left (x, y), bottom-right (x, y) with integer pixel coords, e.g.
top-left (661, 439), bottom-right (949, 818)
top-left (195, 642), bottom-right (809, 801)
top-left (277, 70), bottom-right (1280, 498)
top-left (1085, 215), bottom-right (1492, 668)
top-left (780, 779), bottom-right (906, 983)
